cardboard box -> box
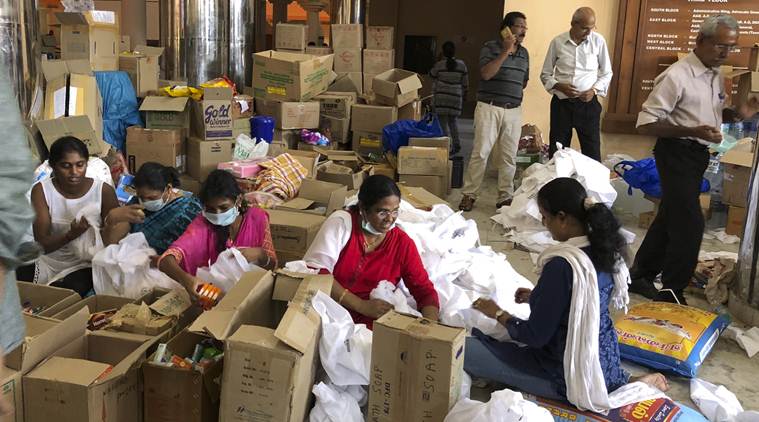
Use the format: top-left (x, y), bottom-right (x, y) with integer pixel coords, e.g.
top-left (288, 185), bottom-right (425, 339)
top-left (23, 331), bottom-right (156, 422)
top-left (334, 48), bottom-right (363, 73)
top-left (276, 178), bottom-right (347, 216)
top-left (233, 116), bottom-right (252, 139)
top-left (722, 147), bottom-right (755, 207)
top-left (366, 162), bottom-right (396, 180)
top-left (219, 275), bottom-right (332, 422)
top-left (366, 26), bottom-right (394, 50)
top-left (126, 127), bottom-right (185, 173)
top-left (140, 96), bottom-right (191, 131)
top-left (331, 23), bottom-right (363, 48)
top-left (57, 11), bottom-right (119, 71)
top-left (351, 104), bottom-right (397, 133)
top-left (638, 210), bottom-right (656, 229)
top-left (273, 129), bottom-right (301, 149)
top-left (186, 137), bottom-right (235, 182)
top-left (737, 71), bottom-right (759, 107)
top-left (336, 71), bottom-right (364, 94)
top-left (1, 367), bottom-right (23, 422)
top-left (320, 114), bottom-right (350, 143)
top-left (193, 87), bottom-right (234, 140)
top-left (409, 136), bottom-right (450, 153)
top-left (252, 50), bottom-right (334, 102)
top-left (288, 149), bottom-right (321, 178)
top-left (368, 311), bottom-right (466, 422)
top-left (398, 174), bottom-right (448, 198)
top-left (363, 49), bottom-right (395, 74)
top-left (255, 98), bottom-right (320, 129)
top-left (364, 72), bottom-right (377, 94)
top-left (398, 99), bottom-right (422, 121)
top-left (267, 209), bottom-right (326, 255)
top-left (272, 269), bottom-right (320, 302)
top-left (373, 69), bottom-right (423, 107)
top-left (726, 206), bottom-right (747, 236)
top-left (179, 173), bottom-right (201, 195)
top-left (317, 161), bottom-right (371, 190)
top-left (119, 45), bottom-right (164, 97)
top-left (16, 282), bottom-right (80, 318)
top-left (306, 46), bottom-right (333, 56)
top-left (36, 116), bottom-right (109, 157)
top-left (53, 294), bottom-right (140, 320)
top-left (5, 309), bottom-right (88, 373)
top-left (40, 60), bottom-right (104, 148)
top-left (298, 141), bottom-right (337, 152)
top-left (352, 131), bottom-right (384, 157)
top-left (398, 185), bottom-right (449, 211)
top-left (276, 23), bottom-right (307, 52)
top-left (232, 95), bottom-right (254, 119)
top-left (315, 92), bottom-right (356, 118)
top-left (397, 146), bottom-right (448, 176)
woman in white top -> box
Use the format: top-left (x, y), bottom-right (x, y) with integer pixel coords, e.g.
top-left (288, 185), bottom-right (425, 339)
top-left (16, 137), bottom-right (120, 297)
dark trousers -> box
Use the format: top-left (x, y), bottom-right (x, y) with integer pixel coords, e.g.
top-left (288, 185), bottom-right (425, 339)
top-left (549, 95), bottom-right (602, 161)
top-left (16, 264), bottom-right (93, 298)
top-left (438, 114), bottom-right (461, 149)
top-left (631, 138), bottom-right (710, 292)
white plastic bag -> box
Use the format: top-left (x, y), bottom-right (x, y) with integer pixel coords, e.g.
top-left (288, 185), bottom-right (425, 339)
top-left (691, 379), bottom-right (753, 422)
top-left (309, 382), bottom-right (364, 422)
top-left (70, 202), bottom-right (104, 261)
top-left (234, 133), bottom-right (269, 160)
top-left (92, 233), bottom-right (184, 298)
top-left (444, 388), bottom-right (553, 422)
top-left (196, 248), bottom-right (258, 292)
top-left (369, 280), bottom-right (421, 317)
top-left (311, 291), bottom-right (373, 386)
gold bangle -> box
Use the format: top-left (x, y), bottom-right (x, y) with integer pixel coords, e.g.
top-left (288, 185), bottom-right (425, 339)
top-left (338, 289), bottom-right (348, 304)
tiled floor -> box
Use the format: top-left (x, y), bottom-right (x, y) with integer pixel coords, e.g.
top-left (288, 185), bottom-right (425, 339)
top-left (445, 118), bottom-right (759, 410)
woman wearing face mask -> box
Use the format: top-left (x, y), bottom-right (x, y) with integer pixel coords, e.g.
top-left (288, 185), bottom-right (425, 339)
top-left (104, 162), bottom-right (202, 254)
top-left (158, 170), bottom-right (276, 299)
top-left (16, 137), bottom-right (120, 297)
top-left (303, 175), bottom-right (439, 328)
top-left (465, 178), bottom-right (667, 410)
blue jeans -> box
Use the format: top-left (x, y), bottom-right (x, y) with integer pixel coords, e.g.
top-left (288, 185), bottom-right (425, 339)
top-left (464, 336), bottom-right (565, 401)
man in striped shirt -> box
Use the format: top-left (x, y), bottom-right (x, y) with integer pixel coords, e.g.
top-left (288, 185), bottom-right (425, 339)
top-left (459, 11), bottom-right (530, 212)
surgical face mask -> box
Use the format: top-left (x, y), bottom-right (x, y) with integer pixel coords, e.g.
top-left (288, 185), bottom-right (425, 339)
top-left (361, 216), bottom-right (395, 236)
top-left (203, 206), bottom-right (239, 227)
top-left (140, 189), bottom-right (168, 212)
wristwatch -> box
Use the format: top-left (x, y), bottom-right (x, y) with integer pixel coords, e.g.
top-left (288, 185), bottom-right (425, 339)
top-left (494, 309), bottom-right (505, 320)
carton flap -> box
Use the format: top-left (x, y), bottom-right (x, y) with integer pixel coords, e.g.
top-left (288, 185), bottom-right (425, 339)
top-left (149, 289), bottom-right (192, 317)
top-left (140, 96), bottom-right (189, 112)
top-left (721, 140), bottom-right (756, 167)
top-left (102, 335), bottom-right (158, 382)
top-left (135, 45), bottom-right (165, 57)
top-left (41, 60), bottom-right (71, 81)
top-left (28, 357), bottom-right (111, 386)
top-left (274, 275), bottom-right (333, 353)
top-left (298, 178), bottom-right (345, 203)
top-left (315, 148), bottom-right (360, 162)
top-left (396, 73), bottom-right (423, 94)
top-left (280, 197), bottom-right (316, 210)
top-left (37, 116), bottom-right (97, 147)
top-left (56, 12), bottom-right (89, 25)
top-left (15, 307), bottom-right (88, 373)
top-left (67, 59), bottom-right (93, 75)
top-left (188, 269), bottom-right (274, 340)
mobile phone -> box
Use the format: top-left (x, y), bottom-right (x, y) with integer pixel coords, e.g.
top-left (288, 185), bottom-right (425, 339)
top-left (500, 26), bottom-right (513, 39)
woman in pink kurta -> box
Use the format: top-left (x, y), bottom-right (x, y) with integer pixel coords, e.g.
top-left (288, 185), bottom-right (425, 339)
top-left (159, 170), bottom-right (276, 299)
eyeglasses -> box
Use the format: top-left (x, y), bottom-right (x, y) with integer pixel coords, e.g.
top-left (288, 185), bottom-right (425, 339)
top-left (714, 43), bottom-right (737, 52)
top-left (374, 208), bottom-right (400, 219)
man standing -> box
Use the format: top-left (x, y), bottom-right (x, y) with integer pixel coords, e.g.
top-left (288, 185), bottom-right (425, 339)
top-left (459, 12), bottom-right (529, 212)
top-left (540, 7), bottom-right (612, 161)
top-left (629, 15), bottom-right (759, 304)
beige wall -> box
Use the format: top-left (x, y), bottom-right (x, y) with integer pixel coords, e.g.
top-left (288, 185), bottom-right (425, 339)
top-left (504, 1), bottom-right (655, 157)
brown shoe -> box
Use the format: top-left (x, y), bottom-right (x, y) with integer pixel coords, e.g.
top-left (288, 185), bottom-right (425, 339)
top-left (459, 195), bottom-right (476, 211)
top-left (496, 198), bottom-right (513, 210)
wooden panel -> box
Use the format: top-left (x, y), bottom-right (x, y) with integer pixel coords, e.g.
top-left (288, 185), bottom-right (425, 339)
top-left (604, 0), bottom-right (759, 134)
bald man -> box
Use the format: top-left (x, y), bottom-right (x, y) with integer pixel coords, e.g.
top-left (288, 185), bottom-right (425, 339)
top-left (540, 7), bottom-right (612, 161)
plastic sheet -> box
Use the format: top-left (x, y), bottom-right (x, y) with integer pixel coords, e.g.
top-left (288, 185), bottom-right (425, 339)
top-left (94, 71), bottom-right (143, 152)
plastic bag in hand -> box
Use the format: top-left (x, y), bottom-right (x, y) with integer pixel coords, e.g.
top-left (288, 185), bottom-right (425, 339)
top-left (196, 248), bottom-right (257, 293)
top-left (309, 382), bottom-right (364, 422)
top-left (444, 389), bottom-right (553, 422)
top-left (92, 232), bottom-right (184, 298)
top-left (369, 280), bottom-right (422, 317)
top-left (311, 291), bottom-right (373, 386)
top-left (70, 202), bottom-right (104, 261)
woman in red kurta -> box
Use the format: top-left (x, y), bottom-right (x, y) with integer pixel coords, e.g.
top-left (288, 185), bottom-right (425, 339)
top-left (303, 175), bottom-right (439, 328)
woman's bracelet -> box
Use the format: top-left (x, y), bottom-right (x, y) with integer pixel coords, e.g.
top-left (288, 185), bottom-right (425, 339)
top-left (338, 289), bottom-right (349, 304)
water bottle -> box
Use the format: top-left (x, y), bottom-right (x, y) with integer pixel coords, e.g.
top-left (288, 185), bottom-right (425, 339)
top-left (704, 154), bottom-right (723, 204)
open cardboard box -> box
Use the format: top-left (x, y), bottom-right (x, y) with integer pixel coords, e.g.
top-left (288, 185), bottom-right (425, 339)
top-left (219, 274), bottom-right (333, 422)
top-left (372, 68), bottom-right (423, 107)
top-left (16, 282), bottom-right (80, 318)
top-left (118, 45), bottom-right (164, 97)
top-left (56, 11), bottom-right (119, 71)
top-left (288, 149), bottom-right (321, 178)
top-left (314, 147), bottom-right (371, 190)
top-left (36, 116), bottom-right (109, 157)
top-left (267, 209), bottom-right (326, 260)
top-left (140, 96), bottom-right (190, 131)
top-left (252, 50), bottom-right (334, 102)
top-left (23, 330), bottom-right (158, 422)
top-left (142, 270), bottom-right (277, 422)
top-left (52, 293), bottom-right (142, 320)
top-left (276, 178), bottom-right (347, 216)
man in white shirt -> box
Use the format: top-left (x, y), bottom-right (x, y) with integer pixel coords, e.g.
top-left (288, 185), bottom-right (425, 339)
top-left (629, 15), bottom-right (759, 304)
top-left (540, 7), bottom-right (612, 161)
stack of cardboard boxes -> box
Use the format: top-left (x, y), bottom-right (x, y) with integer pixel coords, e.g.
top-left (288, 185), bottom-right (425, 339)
top-left (722, 142), bottom-right (755, 236)
top-left (363, 26), bottom-right (395, 94)
top-left (118, 45), bottom-right (164, 97)
top-left (275, 23), bottom-right (308, 53)
top-left (397, 137), bottom-right (451, 198)
top-left (314, 91), bottom-right (356, 146)
top-left (331, 24), bottom-right (365, 93)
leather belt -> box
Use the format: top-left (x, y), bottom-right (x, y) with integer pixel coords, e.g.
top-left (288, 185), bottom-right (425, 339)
top-left (484, 100), bottom-right (520, 109)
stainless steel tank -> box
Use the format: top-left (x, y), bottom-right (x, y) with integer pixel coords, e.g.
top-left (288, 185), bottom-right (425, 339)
top-left (185, 0), bottom-right (229, 87)
top-left (0, 0), bottom-right (41, 120)
top-left (229, 0), bottom-right (254, 90)
top-left (160, 0), bottom-right (185, 80)
top-left (331, 0), bottom-right (366, 24)
top-left (735, 151), bottom-right (759, 308)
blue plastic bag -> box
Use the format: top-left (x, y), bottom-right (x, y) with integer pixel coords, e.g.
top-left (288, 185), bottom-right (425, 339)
top-left (95, 71), bottom-right (143, 151)
top-left (382, 113), bottom-right (443, 153)
top-left (614, 158), bottom-right (710, 198)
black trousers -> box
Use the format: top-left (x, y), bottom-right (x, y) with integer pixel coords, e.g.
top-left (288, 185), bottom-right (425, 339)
top-left (549, 95), bottom-right (602, 161)
top-left (631, 138), bottom-right (710, 292)
top-left (16, 264), bottom-right (93, 298)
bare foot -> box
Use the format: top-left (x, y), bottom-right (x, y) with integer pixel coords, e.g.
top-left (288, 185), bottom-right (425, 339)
top-left (631, 373), bottom-right (669, 392)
